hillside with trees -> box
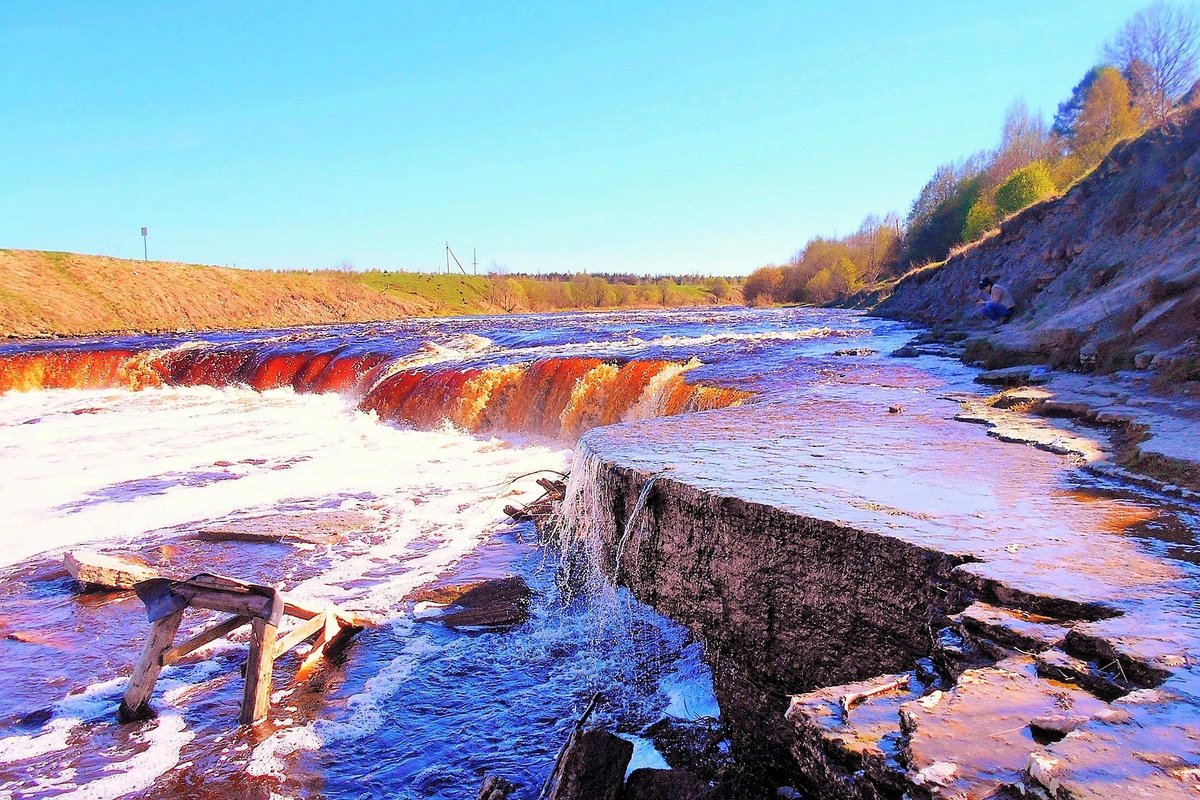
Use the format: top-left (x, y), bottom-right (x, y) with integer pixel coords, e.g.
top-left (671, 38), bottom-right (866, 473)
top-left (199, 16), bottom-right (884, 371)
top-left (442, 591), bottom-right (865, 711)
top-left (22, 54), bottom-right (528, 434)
top-left (745, 1), bottom-right (1200, 307)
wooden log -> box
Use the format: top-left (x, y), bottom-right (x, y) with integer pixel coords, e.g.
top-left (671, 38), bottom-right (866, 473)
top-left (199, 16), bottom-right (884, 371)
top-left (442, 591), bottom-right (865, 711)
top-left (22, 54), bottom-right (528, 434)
top-left (118, 609), bottom-right (184, 722)
top-left (273, 612), bottom-right (329, 657)
top-left (181, 587), bottom-right (273, 619)
top-left (65, 551), bottom-right (157, 591)
top-left (161, 615), bottom-right (249, 666)
top-left (240, 617), bottom-right (278, 725)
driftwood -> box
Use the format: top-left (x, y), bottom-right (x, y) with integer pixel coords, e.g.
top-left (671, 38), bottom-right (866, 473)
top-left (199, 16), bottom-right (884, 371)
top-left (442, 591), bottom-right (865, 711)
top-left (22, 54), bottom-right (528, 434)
top-left (838, 674), bottom-right (911, 718)
top-left (505, 478), bottom-right (567, 524)
top-left (119, 573), bottom-right (363, 726)
top-left (64, 551), bottom-right (158, 591)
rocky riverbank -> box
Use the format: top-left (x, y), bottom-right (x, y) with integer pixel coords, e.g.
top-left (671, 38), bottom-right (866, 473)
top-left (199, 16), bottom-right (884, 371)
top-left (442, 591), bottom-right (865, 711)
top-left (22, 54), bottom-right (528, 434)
top-left (876, 105), bottom-right (1200, 390)
top-left (559, 354), bottom-right (1200, 798)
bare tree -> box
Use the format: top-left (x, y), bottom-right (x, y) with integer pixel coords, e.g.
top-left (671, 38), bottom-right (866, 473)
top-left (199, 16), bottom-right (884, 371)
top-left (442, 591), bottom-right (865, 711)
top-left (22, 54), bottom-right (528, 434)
top-left (1105, 1), bottom-right (1200, 123)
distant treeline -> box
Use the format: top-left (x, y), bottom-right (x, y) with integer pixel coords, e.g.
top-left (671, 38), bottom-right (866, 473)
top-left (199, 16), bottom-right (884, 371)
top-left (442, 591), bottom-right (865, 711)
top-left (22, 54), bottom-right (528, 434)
top-left (476, 272), bottom-right (737, 312)
top-left (747, 1), bottom-right (1200, 307)
top-left (351, 269), bottom-right (740, 315)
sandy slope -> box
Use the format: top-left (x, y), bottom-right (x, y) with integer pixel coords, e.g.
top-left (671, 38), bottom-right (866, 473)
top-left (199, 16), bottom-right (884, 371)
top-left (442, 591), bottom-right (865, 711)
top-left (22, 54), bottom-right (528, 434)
top-left (0, 250), bottom-right (444, 337)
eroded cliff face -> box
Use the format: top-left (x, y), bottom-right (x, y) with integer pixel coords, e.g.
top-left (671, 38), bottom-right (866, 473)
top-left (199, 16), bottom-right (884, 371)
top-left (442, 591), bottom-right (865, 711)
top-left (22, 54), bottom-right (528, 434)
top-left (566, 457), bottom-right (968, 787)
top-left (877, 107), bottom-right (1200, 383)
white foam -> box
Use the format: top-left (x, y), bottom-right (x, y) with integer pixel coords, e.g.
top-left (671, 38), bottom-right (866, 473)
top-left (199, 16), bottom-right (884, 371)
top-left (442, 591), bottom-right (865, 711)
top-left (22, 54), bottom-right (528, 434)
top-left (0, 384), bottom-right (566, 795)
top-left (621, 734), bottom-right (671, 774)
top-left (49, 714), bottom-right (193, 800)
top-left (0, 386), bottom-right (566, 588)
top-left (248, 633), bottom-right (440, 778)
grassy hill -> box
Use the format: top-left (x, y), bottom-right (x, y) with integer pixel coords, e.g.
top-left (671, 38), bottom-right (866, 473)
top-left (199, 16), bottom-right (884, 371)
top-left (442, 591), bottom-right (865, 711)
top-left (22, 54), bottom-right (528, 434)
top-left (0, 249), bottom-right (734, 338)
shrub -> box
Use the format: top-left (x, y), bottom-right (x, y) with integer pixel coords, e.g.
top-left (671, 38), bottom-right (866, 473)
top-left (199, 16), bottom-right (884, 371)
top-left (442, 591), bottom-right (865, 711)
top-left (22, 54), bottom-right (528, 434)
top-left (962, 198), bottom-right (998, 242)
top-left (995, 161), bottom-right (1056, 217)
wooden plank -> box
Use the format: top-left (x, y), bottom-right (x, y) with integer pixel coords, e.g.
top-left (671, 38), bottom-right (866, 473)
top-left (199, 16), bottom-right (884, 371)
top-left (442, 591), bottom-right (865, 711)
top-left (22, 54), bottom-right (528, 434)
top-left (273, 612), bottom-right (328, 657)
top-left (183, 588), bottom-right (273, 619)
top-left (283, 599), bottom-right (322, 620)
top-left (240, 616), bottom-right (278, 725)
top-left (118, 610), bottom-right (184, 722)
top-left (161, 615), bottom-right (249, 665)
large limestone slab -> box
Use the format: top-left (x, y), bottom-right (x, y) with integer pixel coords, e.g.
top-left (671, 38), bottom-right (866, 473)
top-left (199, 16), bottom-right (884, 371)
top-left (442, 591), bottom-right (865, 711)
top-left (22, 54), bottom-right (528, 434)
top-left (898, 657), bottom-right (1107, 799)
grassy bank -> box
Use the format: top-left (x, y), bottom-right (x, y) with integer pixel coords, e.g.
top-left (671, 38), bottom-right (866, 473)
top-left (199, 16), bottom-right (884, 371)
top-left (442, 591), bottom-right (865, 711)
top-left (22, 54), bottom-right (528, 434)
top-left (0, 249), bottom-right (739, 338)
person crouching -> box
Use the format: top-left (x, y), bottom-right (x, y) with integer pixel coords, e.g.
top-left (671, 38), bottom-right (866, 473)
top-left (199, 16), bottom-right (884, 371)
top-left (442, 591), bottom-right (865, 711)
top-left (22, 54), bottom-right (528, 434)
top-left (978, 277), bottom-right (1015, 322)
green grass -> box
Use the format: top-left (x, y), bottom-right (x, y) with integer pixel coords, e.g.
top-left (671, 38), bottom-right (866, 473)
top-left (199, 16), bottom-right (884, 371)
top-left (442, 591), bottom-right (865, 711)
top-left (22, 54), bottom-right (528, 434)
top-left (355, 271), bottom-right (494, 314)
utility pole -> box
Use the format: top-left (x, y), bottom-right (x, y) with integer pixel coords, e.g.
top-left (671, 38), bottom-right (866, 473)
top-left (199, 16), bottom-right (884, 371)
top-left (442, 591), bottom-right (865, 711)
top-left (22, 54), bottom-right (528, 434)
top-left (473, 248), bottom-right (478, 275)
top-left (444, 243), bottom-right (467, 275)
top-left (141, 227), bottom-right (148, 261)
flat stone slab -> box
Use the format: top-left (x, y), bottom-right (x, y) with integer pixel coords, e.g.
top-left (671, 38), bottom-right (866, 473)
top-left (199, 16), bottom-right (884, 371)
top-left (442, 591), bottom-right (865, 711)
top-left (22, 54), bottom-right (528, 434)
top-left (976, 365), bottom-right (1052, 386)
top-left (64, 550), bottom-right (158, 590)
top-left (193, 509), bottom-right (378, 545)
top-left (955, 602), bottom-right (1074, 652)
top-left (1029, 687), bottom-right (1200, 800)
top-left (899, 657), bottom-right (1107, 798)
top-left (580, 359), bottom-right (1200, 798)
top-left (411, 576), bottom-right (532, 629)
top-left (786, 672), bottom-right (919, 789)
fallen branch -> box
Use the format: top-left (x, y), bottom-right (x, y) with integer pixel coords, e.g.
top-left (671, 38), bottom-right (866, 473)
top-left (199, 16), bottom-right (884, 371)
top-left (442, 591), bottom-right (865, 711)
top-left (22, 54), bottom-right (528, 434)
top-left (838, 675), bottom-right (910, 718)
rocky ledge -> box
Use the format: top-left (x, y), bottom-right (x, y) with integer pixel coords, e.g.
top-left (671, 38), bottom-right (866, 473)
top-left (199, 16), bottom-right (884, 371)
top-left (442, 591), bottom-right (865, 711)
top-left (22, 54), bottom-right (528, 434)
top-left (562, 359), bottom-right (1200, 799)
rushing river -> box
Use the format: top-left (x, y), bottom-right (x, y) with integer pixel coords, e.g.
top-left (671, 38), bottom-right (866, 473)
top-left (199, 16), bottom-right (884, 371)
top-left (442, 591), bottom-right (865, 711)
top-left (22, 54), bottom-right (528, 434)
top-left (0, 307), bottom-right (917, 800)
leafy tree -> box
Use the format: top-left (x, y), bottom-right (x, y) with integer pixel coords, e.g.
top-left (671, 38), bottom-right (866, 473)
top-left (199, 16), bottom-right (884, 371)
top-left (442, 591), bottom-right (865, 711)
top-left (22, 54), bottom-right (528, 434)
top-left (804, 256), bottom-right (859, 304)
top-left (995, 161), bottom-right (1056, 217)
top-left (903, 162), bottom-right (985, 266)
top-left (987, 102), bottom-right (1055, 189)
top-left (743, 266), bottom-right (785, 305)
top-left (1053, 67), bottom-right (1105, 136)
top-left (962, 198), bottom-right (998, 242)
top-left (1071, 66), bottom-right (1141, 167)
top-left (1105, 1), bottom-right (1200, 123)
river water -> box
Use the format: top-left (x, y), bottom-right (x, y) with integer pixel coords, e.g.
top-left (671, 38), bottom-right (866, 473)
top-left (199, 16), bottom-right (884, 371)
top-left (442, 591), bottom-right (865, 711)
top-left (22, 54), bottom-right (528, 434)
top-left (0, 307), bottom-right (916, 799)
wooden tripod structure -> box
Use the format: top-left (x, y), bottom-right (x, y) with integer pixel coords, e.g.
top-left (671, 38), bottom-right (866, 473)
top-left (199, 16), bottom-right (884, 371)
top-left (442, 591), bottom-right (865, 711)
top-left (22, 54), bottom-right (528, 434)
top-left (119, 574), bottom-right (363, 725)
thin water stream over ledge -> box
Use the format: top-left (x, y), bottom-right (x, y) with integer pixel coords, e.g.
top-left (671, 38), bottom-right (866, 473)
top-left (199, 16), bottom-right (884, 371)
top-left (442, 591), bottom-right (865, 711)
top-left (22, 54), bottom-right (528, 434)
top-left (0, 307), bottom-right (1196, 798)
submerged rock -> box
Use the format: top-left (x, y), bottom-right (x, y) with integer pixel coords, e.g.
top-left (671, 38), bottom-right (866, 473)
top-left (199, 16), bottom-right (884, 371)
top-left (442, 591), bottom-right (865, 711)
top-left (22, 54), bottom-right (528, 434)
top-left (544, 728), bottom-right (632, 800)
top-left (476, 775), bottom-right (515, 799)
top-left (411, 576), bottom-right (532, 629)
top-left (64, 550), bottom-right (157, 591)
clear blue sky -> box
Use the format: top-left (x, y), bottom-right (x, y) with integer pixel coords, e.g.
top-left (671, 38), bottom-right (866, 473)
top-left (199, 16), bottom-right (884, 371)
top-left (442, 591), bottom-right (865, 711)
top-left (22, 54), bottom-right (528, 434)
top-left (1, 2), bottom-right (1143, 275)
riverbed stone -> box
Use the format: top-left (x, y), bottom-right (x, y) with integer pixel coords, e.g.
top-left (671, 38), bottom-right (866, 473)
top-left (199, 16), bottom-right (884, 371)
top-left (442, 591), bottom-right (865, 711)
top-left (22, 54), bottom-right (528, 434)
top-left (623, 768), bottom-right (713, 800)
top-left (544, 728), bottom-right (632, 800)
top-left (898, 657), bottom-right (1107, 799)
top-left (411, 576), bottom-right (532, 629)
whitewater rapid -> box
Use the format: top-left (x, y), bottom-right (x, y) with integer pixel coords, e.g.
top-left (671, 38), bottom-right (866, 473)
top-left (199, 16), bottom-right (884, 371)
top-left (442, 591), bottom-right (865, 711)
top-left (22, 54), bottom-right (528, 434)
top-left (0, 384), bottom-right (720, 799)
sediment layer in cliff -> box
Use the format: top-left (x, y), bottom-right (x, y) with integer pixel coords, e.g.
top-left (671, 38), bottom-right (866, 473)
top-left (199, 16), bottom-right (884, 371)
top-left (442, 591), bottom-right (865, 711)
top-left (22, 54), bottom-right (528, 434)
top-left (876, 106), bottom-right (1200, 384)
top-left (562, 360), bottom-right (1200, 799)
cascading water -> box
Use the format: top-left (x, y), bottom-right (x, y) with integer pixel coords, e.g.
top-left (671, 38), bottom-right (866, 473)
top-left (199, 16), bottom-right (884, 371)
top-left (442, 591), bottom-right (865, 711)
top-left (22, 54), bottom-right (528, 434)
top-left (0, 307), bottom-right (914, 799)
